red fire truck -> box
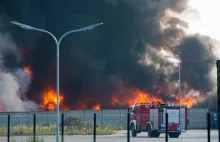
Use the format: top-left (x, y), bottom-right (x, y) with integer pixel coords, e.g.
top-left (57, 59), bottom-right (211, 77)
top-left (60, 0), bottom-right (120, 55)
top-left (129, 102), bottom-right (188, 138)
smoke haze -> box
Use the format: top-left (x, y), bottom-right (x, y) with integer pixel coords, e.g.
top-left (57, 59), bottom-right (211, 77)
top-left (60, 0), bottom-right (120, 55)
top-left (0, 0), bottom-right (218, 110)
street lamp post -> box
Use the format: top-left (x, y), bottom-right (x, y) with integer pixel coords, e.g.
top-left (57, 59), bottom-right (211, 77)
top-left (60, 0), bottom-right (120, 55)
top-left (11, 21), bottom-right (103, 142)
top-left (165, 55), bottom-right (181, 105)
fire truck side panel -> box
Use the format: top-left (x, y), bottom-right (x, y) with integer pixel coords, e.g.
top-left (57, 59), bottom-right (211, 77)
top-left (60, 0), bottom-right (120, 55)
top-left (166, 108), bottom-right (181, 131)
top-left (158, 108), bottom-right (161, 130)
top-left (160, 108), bottom-right (166, 131)
top-left (134, 106), bottom-right (140, 128)
top-left (140, 104), bottom-right (150, 131)
top-left (150, 109), bottom-right (159, 130)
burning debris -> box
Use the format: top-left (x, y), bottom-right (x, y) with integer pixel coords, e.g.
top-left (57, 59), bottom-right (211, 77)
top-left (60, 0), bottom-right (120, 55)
top-left (40, 89), bottom-right (65, 110)
top-left (0, 0), bottom-right (218, 111)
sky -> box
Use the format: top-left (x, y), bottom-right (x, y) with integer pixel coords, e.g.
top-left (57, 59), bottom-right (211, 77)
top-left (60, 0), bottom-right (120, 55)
top-left (186, 0), bottom-right (220, 41)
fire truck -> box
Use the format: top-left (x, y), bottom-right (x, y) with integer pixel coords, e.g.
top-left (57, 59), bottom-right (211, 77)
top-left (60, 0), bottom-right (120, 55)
top-left (129, 102), bottom-right (188, 138)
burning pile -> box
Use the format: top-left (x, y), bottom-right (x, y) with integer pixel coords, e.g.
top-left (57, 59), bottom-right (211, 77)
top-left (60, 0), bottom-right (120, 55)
top-left (0, 0), bottom-right (218, 111)
top-left (39, 89), bottom-right (65, 110)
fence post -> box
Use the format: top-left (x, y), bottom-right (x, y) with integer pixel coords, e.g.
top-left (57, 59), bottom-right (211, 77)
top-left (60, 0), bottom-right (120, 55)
top-left (127, 112), bottom-right (130, 142)
top-left (216, 60), bottom-right (220, 142)
top-left (120, 109), bottom-right (122, 126)
top-left (61, 113), bottom-right (64, 142)
top-left (7, 114), bottom-right (10, 142)
top-left (102, 110), bottom-right (104, 125)
top-left (93, 113), bottom-right (96, 142)
top-left (166, 113), bottom-right (168, 142)
top-left (207, 113), bottom-right (210, 142)
top-left (84, 110), bottom-right (86, 122)
top-left (33, 114), bottom-right (36, 142)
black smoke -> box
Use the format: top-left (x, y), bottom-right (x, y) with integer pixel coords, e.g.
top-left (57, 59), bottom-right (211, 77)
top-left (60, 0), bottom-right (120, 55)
top-left (179, 35), bottom-right (217, 92)
top-left (0, 0), bottom-right (217, 109)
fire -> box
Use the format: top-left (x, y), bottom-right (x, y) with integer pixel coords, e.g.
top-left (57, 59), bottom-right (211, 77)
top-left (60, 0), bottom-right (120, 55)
top-left (40, 89), bottom-right (66, 110)
top-left (23, 65), bottom-right (32, 76)
top-left (74, 99), bottom-right (102, 110)
top-left (111, 86), bottom-right (200, 108)
top-left (181, 97), bottom-right (199, 108)
top-left (111, 87), bottom-right (165, 107)
top-left (92, 104), bottom-right (101, 110)
top-left (39, 90), bottom-right (101, 110)
top-left (38, 81), bottom-right (199, 110)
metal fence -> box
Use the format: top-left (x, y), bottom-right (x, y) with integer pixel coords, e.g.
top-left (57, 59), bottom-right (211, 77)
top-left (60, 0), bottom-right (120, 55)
top-left (0, 108), bottom-right (217, 142)
top-left (0, 108), bottom-right (210, 129)
top-left (0, 109), bottom-right (128, 128)
top-left (0, 112), bottom-right (216, 142)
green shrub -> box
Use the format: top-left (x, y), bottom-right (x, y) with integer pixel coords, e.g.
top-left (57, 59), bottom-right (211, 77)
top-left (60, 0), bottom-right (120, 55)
top-left (0, 123), bottom-right (124, 136)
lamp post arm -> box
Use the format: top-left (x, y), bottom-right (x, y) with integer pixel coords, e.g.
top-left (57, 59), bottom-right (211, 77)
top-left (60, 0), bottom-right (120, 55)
top-left (32, 28), bottom-right (58, 44)
top-left (58, 28), bottom-right (84, 45)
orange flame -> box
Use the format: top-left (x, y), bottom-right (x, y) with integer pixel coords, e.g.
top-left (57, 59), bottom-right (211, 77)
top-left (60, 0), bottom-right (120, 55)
top-left (40, 89), bottom-right (66, 110)
top-left (111, 88), bottom-right (164, 107)
top-left (23, 65), bottom-right (32, 76)
top-left (39, 89), bottom-right (102, 110)
top-left (111, 86), bottom-right (200, 108)
top-left (180, 97), bottom-right (199, 108)
top-left (39, 83), bottom-right (199, 110)
top-left (92, 104), bottom-right (101, 110)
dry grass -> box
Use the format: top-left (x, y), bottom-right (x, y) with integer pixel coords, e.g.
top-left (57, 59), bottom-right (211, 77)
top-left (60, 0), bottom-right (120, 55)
top-left (0, 124), bottom-right (124, 136)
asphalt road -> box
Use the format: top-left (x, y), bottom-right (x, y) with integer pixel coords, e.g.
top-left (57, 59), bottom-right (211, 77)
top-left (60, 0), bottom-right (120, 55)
top-left (0, 130), bottom-right (218, 142)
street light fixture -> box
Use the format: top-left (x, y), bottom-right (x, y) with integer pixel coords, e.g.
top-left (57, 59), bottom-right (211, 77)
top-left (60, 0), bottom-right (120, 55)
top-left (165, 55), bottom-right (181, 106)
top-left (11, 21), bottom-right (103, 142)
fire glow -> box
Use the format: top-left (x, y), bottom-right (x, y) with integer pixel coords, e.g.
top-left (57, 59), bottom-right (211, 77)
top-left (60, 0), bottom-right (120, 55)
top-left (23, 64), bottom-right (199, 110)
top-left (111, 87), bottom-right (199, 108)
top-left (38, 86), bottom-right (199, 111)
top-left (40, 89), bottom-right (65, 110)
top-left (111, 88), bottom-right (163, 107)
top-left (181, 97), bottom-right (198, 108)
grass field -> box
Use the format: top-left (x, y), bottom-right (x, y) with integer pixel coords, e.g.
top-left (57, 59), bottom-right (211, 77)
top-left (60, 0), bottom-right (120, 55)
top-left (0, 124), bottom-right (124, 136)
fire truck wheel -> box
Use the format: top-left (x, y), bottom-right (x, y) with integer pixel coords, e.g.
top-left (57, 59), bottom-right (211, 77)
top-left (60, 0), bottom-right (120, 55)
top-left (168, 132), bottom-right (180, 138)
top-left (154, 132), bottom-right (160, 137)
top-left (131, 124), bottom-right (137, 137)
top-left (148, 130), bottom-right (160, 137)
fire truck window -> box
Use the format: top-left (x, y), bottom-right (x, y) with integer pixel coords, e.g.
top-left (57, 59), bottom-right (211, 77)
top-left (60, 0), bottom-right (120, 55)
top-left (134, 107), bottom-right (140, 113)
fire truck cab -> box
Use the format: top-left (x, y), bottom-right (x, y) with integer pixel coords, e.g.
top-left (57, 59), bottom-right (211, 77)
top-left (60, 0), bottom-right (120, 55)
top-left (129, 102), bottom-right (188, 138)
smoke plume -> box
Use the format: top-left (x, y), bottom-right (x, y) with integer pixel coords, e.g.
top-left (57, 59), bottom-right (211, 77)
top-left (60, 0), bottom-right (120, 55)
top-left (0, 13), bottom-right (36, 111)
top-left (0, 0), bottom-right (218, 110)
